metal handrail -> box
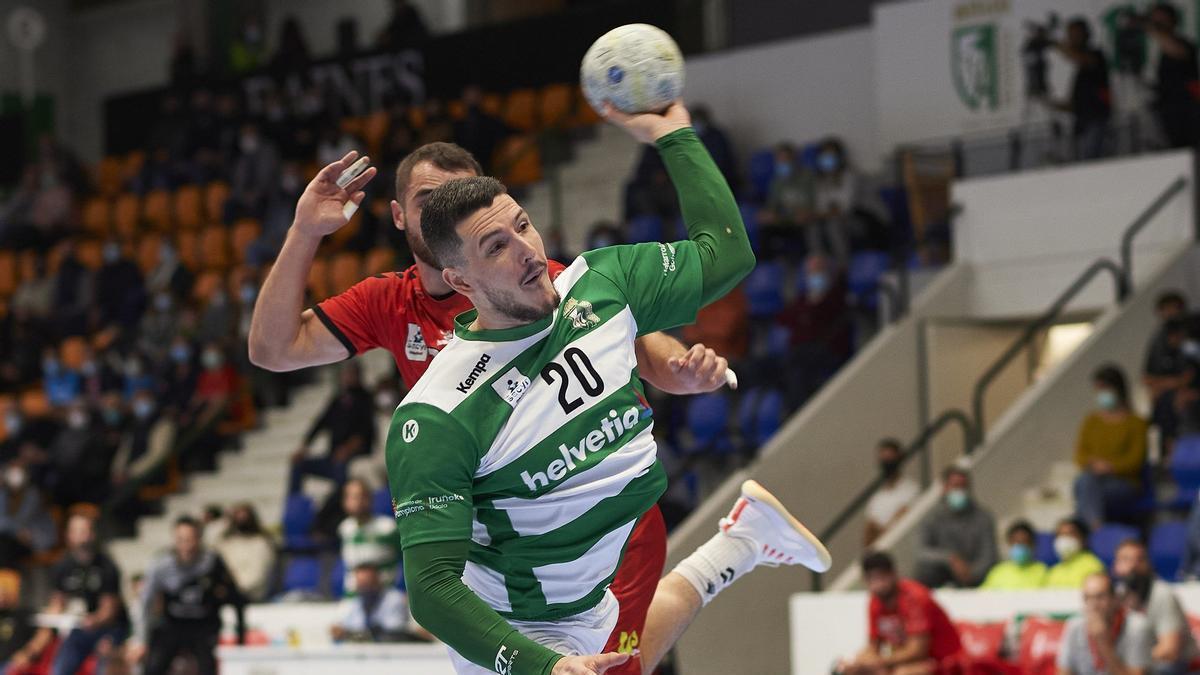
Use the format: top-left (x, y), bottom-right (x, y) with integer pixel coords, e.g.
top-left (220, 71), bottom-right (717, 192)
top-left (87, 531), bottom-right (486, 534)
top-left (1120, 177), bottom-right (1188, 286)
top-left (811, 409), bottom-right (975, 591)
top-left (970, 258), bottom-right (1126, 440)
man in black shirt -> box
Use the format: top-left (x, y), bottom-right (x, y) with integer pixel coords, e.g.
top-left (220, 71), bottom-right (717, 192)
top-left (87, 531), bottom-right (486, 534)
top-left (0, 569), bottom-right (36, 671)
top-left (287, 362), bottom-right (375, 494)
top-left (1144, 292), bottom-right (1196, 450)
top-left (1147, 3), bottom-right (1200, 148)
top-left (18, 511), bottom-right (129, 675)
top-left (1057, 18), bottom-right (1112, 159)
top-left (138, 516), bottom-right (244, 675)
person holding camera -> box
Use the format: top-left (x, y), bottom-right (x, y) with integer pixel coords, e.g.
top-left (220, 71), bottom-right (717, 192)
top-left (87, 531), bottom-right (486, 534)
top-left (1146, 3), bottom-right (1200, 148)
top-left (1055, 17), bottom-right (1113, 160)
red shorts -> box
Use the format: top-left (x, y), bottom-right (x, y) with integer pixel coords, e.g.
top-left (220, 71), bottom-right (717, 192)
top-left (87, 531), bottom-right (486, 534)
top-left (602, 504), bottom-right (667, 675)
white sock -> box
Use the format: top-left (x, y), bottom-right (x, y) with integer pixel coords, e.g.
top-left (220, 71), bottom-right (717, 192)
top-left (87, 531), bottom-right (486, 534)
top-left (670, 531), bottom-right (758, 606)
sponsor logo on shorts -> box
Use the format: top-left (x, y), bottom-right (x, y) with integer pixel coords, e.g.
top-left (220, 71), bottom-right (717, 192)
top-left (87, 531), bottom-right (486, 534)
top-left (401, 419), bottom-right (419, 442)
top-left (456, 354), bottom-right (492, 393)
top-left (491, 367), bottom-right (530, 407)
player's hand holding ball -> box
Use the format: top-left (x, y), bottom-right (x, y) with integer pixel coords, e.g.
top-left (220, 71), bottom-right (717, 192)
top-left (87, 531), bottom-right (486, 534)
top-left (581, 23), bottom-right (690, 144)
top-left (601, 100), bottom-right (691, 145)
top-left (292, 150), bottom-right (377, 239)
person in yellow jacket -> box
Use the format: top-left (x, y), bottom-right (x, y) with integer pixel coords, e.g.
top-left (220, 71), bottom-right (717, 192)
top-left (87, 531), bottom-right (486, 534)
top-left (981, 520), bottom-right (1047, 590)
top-left (1044, 517), bottom-right (1106, 589)
top-left (1073, 365), bottom-right (1148, 530)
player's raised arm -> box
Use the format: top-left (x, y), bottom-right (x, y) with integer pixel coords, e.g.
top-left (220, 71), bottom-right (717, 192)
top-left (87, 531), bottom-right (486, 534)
top-left (247, 151), bottom-right (377, 372)
top-left (602, 101), bottom-right (755, 305)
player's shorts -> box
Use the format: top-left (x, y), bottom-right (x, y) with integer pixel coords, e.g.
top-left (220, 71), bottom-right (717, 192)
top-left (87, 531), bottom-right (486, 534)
top-left (447, 588), bottom-right (620, 674)
top-left (602, 504), bottom-right (668, 674)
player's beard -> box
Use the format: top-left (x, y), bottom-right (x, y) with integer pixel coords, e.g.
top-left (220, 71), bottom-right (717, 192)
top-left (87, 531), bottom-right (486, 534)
top-left (405, 225), bottom-right (440, 270)
top-left (483, 284), bottom-right (560, 324)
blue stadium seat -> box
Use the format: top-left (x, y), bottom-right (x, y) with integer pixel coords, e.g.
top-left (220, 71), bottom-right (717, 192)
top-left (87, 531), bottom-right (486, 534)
top-left (1089, 523), bottom-right (1140, 568)
top-left (682, 392), bottom-right (732, 455)
top-left (1149, 521), bottom-right (1188, 581)
top-left (1170, 435), bottom-right (1200, 503)
top-left (1035, 531), bottom-right (1057, 566)
top-left (745, 262), bottom-right (786, 318)
top-left (395, 561), bottom-right (407, 591)
top-left (766, 324), bottom-right (791, 358)
top-left (747, 149), bottom-right (775, 202)
top-left (847, 250), bottom-right (891, 308)
top-left (738, 203), bottom-right (761, 251)
top-left (282, 556), bottom-right (321, 593)
top-left (373, 487), bottom-right (393, 518)
top-left (798, 143), bottom-right (821, 172)
top-left (626, 215), bottom-right (663, 244)
top-left (330, 558), bottom-right (346, 598)
top-left (283, 494), bottom-right (315, 551)
top-left (754, 390), bottom-right (784, 445)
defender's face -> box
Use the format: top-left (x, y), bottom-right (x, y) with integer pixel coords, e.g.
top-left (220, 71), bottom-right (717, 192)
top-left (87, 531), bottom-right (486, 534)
top-left (394, 161), bottom-right (477, 266)
top-left (450, 194), bottom-right (558, 327)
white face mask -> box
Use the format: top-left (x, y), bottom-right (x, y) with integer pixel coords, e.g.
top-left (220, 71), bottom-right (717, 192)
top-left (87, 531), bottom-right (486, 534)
top-left (67, 411), bottom-right (88, 430)
top-left (1054, 535), bottom-right (1082, 560)
top-left (4, 466), bottom-right (26, 490)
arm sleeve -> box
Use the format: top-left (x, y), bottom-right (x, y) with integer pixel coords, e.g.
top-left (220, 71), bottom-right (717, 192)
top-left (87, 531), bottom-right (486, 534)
top-left (386, 404), bottom-right (477, 547)
top-left (313, 275), bottom-right (394, 357)
top-left (656, 128), bottom-right (756, 305)
top-left (405, 541), bottom-right (562, 675)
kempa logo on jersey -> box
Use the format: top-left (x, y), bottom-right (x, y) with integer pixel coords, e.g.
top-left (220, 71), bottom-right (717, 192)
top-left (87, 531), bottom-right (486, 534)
top-left (456, 353), bottom-right (492, 393)
top-left (521, 406), bottom-right (643, 492)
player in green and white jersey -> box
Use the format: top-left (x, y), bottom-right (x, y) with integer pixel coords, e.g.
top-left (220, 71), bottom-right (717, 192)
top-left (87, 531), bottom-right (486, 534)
top-left (388, 101), bottom-right (831, 675)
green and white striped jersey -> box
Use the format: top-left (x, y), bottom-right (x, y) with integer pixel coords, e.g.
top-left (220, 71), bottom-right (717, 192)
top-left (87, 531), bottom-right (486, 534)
top-left (386, 240), bottom-right (701, 622)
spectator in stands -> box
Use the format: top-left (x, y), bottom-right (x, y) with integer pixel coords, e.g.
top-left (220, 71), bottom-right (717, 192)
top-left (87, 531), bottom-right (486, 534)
top-left (1146, 3), bottom-right (1200, 149)
top-left (0, 569), bottom-right (36, 672)
top-left (690, 106), bottom-right (737, 189)
top-left (52, 241), bottom-right (95, 337)
top-left (47, 399), bottom-right (113, 506)
top-left (214, 503), bottom-right (276, 602)
top-left (316, 124), bottom-right (362, 169)
top-left (1057, 572), bottom-right (1153, 675)
top-left (144, 241), bottom-right (192, 303)
top-left (913, 466), bottom-right (998, 588)
top-left (226, 121), bottom-right (280, 221)
top-left (0, 461), bottom-right (56, 561)
top-left (229, 14), bottom-right (266, 74)
top-left (36, 512), bottom-right (129, 675)
top-left (94, 239), bottom-right (145, 330)
top-left (1074, 364), bottom-right (1148, 530)
top-left (454, 85), bottom-right (508, 174)
top-left (269, 16), bottom-right (311, 74)
top-left (980, 519), bottom-right (1047, 590)
top-left (248, 160), bottom-right (308, 266)
top-left (810, 137), bottom-right (860, 263)
top-left (289, 363), bottom-right (375, 494)
top-left (863, 438), bottom-right (920, 547)
top-left (1055, 17), bottom-right (1112, 160)
top-left (758, 142), bottom-right (815, 259)
top-left (338, 479), bottom-right (402, 595)
top-left (180, 343), bottom-right (241, 470)
top-left (1046, 517), bottom-right (1107, 588)
top-left (778, 253), bottom-right (852, 406)
top-left (331, 564), bottom-right (432, 643)
top-left (138, 292), bottom-right (181, 365)
top-left (109, 390), bottom-right (176, 514)
top-left (1144, 316), bottom-right (1194, 452)
top-left (837, 551), bottom-right (962, 674)
top-left (195, 288), bottom-right (233, 345)
top-left (683, 283), bottom-right (749, 364)
top-left (42, 347), bottom-right (81, 406)
top-left (136, 516), bottom-right (244, 675)
top-left (11, 255), bottom-right (54, 326)
top-left (161, 336), bottom-right (198, 411)
top-left (376, 0), bottom-right (430, 49)
top-left (80, 351), bottom-right (121, 405)
top-left (1112, 539), bottom-right (1198, 673)
top-left (122, 352), bottom-right (155, 400)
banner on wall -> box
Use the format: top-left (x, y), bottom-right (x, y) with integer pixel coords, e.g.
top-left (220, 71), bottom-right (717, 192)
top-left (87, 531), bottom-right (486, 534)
top-left (873, 0), bottom-right (1200, 150)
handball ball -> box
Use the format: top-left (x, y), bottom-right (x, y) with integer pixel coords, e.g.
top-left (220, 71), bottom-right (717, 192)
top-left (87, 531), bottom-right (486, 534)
top-left (580, 23), bottom-right (684, 115)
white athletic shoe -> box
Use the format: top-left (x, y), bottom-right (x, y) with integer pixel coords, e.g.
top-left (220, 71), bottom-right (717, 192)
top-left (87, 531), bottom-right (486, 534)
top-left (719, 479), bottom-right (832, 573)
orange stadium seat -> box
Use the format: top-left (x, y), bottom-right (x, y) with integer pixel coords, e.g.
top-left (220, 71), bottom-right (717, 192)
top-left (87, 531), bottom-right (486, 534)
top-left (91, 328), bottom-right (117, 353)
top-left (113, 192), bottom-right (140, 239)
top-left (204, 182), bottom-right (230, 225)
top-left (136, 233), bottom-right (162, 275)
top-left (142, 189), bottom-right (172, 230)
top-left (502, 88), bottom-right (538, 132)
top-left (307, 257), bottom-right (330, 300)
top-left (493, 134), bottom-right (543, 188)
top-left (365, 247), bottom-right (394, 276)
top-left (231, 218), bottom-right (261, 264)
top-left (330, 252), bottom-right (363, 294)
top-left (19, 389), bottom-right (50, 418)
top-left (0, 251), bottom-right (16, 298)
top-left (82, 197), bottom-right (111, 235)
top-left (362, 109), bottom-right (390, 157)
top-left (192, 271), bottom-right (222, 304)
top-left (341, 116), bottom-right (366, 138)
top-left (447, 99), bottom-right (467, 121)
top-left (571, 85), bottom-right (602, 127)
top-left (481, 93), bottom-right (503, 117)
top-left (174, 184), bottom-right (203, 230)
top-left (59, 337), bottom-right (88, 371)
top-left (96, 156), bottom-right (123, 196)
top-left (176, 231), bottom-right (199, 271)
top-left (539, 83), bottom-right (573, 129)
top-left (17, 251), bottom-right (38, 283)
top-left (120, 151), bottom-right (145, 185)
top-left (198, 225), bottom-right (230, 270)
top-left (76, 240), bottom-right (103, 270)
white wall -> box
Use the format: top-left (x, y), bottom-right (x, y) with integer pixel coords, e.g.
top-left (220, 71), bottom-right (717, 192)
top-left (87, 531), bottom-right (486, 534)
top-left (952, 150), bottom-right (1195, 319)
top-left (0, 1), bottom-right (71, 119)
top-left (685, 27), bottom-right (880, 170)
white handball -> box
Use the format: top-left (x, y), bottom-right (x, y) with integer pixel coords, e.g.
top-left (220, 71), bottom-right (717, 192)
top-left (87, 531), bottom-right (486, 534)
top-left (580, 23), bottom-right (684, 115)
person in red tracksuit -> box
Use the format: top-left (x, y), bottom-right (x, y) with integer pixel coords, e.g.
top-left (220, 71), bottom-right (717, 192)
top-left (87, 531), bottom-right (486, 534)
top-left (249, 143), bottom-right (735, 673)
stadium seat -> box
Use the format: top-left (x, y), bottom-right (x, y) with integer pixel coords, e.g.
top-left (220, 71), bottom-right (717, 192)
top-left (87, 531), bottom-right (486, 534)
top-left (231, 218), bottom-right (261, 264)
top-left (682, 392), bottom-right (732, 455)
top-left (626, 215), bottom-right (663, 243)
top-left (307, 258), bottom-right (331, 300)
top-left (330, 558), bottom-right (346, 598)
top-left (113, 192), bottom-right (140, 239)
top-left (447, 99), bottom-right (467, 121)
top-left (362, 109), bottom-right (390, 157)
top-left (738, 203), bottom-right (761, 251)
top-left (1016, 616), bottom-right (1066, 675)
top-left (1171, 435), bottom-right (1200, 502)
top-left (766, 324), bottom-right (792, 358)
top-left (1089, 523), bottom-right (1140, 568)
top-left (539, 83), bottom-right (573, 129)
top-left (365, 247), bottom-right (394, 276)
top-left (0, 251), bottom-right (15, 298)
top-left (737, 388), bottom-right (785, 449)
top-left (174, 184), bottom-right (203, 230)
top-left (744, 261), bottom-right (786, 318)
top-left (96, 156), bottom-right (122, 196)
top-left (281, 556), bottom-right (321, 593)
top-left (1149, 520), bottom-right (1188, 581)
top-left (198, 225), bottom-right (230, 270)
top-left (142, 188), bottom-right (172, 230)
top-left (282, 495), bottom-right (316, 551)
top-left (82, 197), bottom-right (112, 235)
top-left (569, 86), bottom-right (602, 127)
top-left (373, 487), bottom-right (393, 517)
top-left (847, 250), bottom-right (891, 308)
top-left (203, 182), bottom-right (230, 224)
top-left (330, 252), bottom-right (363, 294)
top-left (481, 92), bottom-right (503, 117)
top-left (192, 271), bottom-right (222, 304)
top-left (135, 233), bottom-right (162, 275)
top-left (502, 88), bottom-right (537, 132)
top-left (747, 148), bottom-right (776, 202)
top-left (493, 135), bottom-right (542, 188)
top-left (1035, 531), bottom-right (1057, 565)
top-left (19, 389), bottom-right (50, 418)
top-left (75, 240), bottom-right (103, 270)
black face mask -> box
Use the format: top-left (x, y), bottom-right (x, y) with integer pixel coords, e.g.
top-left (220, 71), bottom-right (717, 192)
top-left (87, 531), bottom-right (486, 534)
top-left (1114, 572), bottom-right (1153, 605)
top-left (879, 459), bottom-right (902, 478)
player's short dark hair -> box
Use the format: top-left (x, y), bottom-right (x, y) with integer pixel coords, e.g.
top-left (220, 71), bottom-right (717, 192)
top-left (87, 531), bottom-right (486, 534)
top-left (1116, 537), bottom-right (1146, 554)
top-left (421, 176), bottom-right (507, 268)
top-left (175, 515), bottom-right (202, 533)
top-left (861, 551), bottom-right (895, 575)
top-left (394, 142), bottom-right (482, 202)
top-left (1157, 290), bottom-right (1187, 311)
top-left (1058, 516), bottom-right (1090, 541)
top-left (1093, 363), bottom-right (1129, 406)
top-left (1067, 17), bottom-right (1091, 42)
top-left (877, 438), bottom-right (903, 454)
top-left (942, 465), bottom-right (970, 484)
top-left (1006, 519), bottom-right (1035, 541)
top-left (1152, 2), bottom-right (1180, 25)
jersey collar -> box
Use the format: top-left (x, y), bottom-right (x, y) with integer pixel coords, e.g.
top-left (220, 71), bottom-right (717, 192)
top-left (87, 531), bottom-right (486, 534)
top-left (453, 308), bottom-right (553, 342)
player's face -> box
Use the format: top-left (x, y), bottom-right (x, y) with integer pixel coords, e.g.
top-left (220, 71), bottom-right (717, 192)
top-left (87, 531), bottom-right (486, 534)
top-left (448, 194), bottom-right (558, 327)
top-left (174, 524), bottom-right (200, 562)
top-left (343, 482), bottom-right (369, 517)
top-left (394, 162), bottom-right (477, 267)
top-left (865, 569), bottom-right (897, 600)
top-left (65, 516), bottom-right (95, 551)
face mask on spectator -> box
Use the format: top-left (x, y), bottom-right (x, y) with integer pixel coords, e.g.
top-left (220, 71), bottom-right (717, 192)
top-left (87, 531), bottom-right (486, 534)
top-left (4, 466), bottom-right (26, 490)
top-left (67, 410), bottom-right (88, 430)
top-left (240, 133), bottom-right (259, 154)
top-left (376, 390), bottom-right (399, 412)
top-left (1183, 340), bottom-right (1200, 359)
top-left (126, 360), bottom-right (144, 378)
top-left (43, 357), bottom-right (60, 377)
top-left (1096, 389), bottom-right (1119, 411)
top-left (280, 173), bottom-right (301, 194)
top-left (808, 272), bottom-right (830, 297)
top-left (4, 413), bottom-right (21, 436)
top-left (879, 458), bottom-right (901, 478)
top-left (1054, 534), bottom-right (1081, 560)
top-left (210, 291), bottom-right (227, 309)
top-left (80, 360), bottom-right (97, 377)
top-left (154, 294), bottom-right (172, 312)
top-left (133, 399), bottom-right (155, 420)
top-left (170, 343), bottom-right (191, 364)
top-left (239, 284), bottom-right (257, 305)
top-left (817, 152), bottom-right (840, 174)
top-left (945, 488), bottom-right (970, 512)
top-left (103, 243), bottom-right (120, 264)
top-left (102, 407), bottom-right (121, 427)
top-left (774, 161), bottom-right (792, 179)
top-left (202, 350), bottom-right (223, 370)
top-left (1009, 543), bottom-right (1033, 565)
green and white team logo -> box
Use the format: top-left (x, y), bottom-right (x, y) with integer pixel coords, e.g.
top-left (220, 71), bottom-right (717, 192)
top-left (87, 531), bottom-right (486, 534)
top-left (563, 297), bottom-right (600, 330)
top-left (952, 24), bottom-right (998, 111)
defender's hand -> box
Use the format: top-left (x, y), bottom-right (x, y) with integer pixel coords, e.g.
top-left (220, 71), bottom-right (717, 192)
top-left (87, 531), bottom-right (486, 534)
top-left (551, 651), bottom-right (633, 674)
top-left (601, 100), bottom-right (691, 145)
top-left (292, 150), bottom-right (377, 238)
top-left (667, 343), bottom-right (731, 393)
